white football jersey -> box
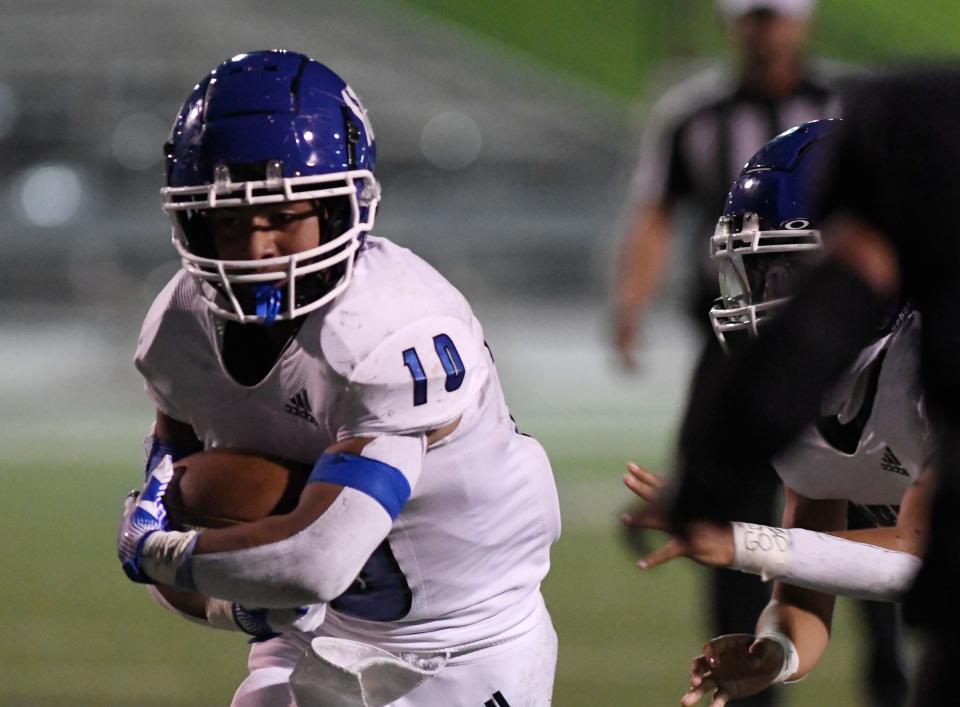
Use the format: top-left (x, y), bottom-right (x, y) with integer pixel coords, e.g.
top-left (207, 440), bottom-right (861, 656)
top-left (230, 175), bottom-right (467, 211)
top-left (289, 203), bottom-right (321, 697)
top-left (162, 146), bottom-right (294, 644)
top-left (135, 236), bottom-right (561, 651)
top-left (773, 310), bottom-right (931, 520)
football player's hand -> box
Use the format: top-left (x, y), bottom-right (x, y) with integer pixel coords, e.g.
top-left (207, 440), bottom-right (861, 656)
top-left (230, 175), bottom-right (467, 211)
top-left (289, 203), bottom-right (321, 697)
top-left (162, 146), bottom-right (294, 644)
top-left (681, 634), bottom-right (785, 706)
top-left (231, 603), bottom-right (313, 643)
top-left (118, 455), bottom-right (174, 583)
top-left (149, 586), bottom-right (324, 641)
top-left (621, 462), bottom-right (734, 570)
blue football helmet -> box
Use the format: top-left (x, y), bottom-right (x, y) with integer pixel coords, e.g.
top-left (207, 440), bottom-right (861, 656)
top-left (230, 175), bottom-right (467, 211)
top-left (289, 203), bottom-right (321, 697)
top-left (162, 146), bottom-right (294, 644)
top-left (162, 50), bottom-right (381, 323)
top-left (709, 119), bottom-right (840, 349)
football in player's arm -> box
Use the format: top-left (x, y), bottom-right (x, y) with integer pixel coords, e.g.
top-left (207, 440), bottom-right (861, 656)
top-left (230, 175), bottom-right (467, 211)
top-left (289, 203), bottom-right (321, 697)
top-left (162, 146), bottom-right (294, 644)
top-left (620, 120), bottom-right (932, 706)
top-left (117, 50), bottom-right (560, 707)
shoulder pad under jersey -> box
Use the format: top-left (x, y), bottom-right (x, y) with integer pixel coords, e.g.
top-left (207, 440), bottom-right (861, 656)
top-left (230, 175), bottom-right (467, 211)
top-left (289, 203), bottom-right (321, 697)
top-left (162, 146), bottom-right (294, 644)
top-left (326, 313), bottom-right (490, 438)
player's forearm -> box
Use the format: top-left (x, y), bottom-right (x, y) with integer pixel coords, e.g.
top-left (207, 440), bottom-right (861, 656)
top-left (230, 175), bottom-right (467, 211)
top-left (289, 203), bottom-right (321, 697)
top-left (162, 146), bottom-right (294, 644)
top-left (188, 436), bottom-right (380, 555)
top-left (184, 489), bottom-right (393, 606)
top-left (192, 480), bottom-right (345, 554)
top-left (614, 203), bottom-right (671, 315)
top-left (729, 522), bottom-right (921, 601)
top-left (756, 590), bottom-right (833, 681)
top-left (831, 526), bottom-right (922, 556)
top-left (139, 497), bottom-right (389, 608)
top-left (140, 439), bottom-right (422, 605)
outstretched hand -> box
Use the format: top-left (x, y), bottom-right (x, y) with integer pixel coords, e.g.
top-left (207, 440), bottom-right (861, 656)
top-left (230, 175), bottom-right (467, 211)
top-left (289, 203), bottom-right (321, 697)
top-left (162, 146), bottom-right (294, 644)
top-left (232, 603), bottom-right (321, 643)
top-left (681, 634), bottom-right (786, 706)
top-left (620, 462), bottom-right (735, 570)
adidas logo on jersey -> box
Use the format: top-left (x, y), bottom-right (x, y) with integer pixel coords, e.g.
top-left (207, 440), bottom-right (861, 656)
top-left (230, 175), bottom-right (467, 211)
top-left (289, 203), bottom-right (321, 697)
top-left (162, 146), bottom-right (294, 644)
top-left (880, 447), bottom-right (909, 476)
top-left (483, 692), bottom-right (511, 707)
top-left (284, 389), bottom-right (317, 426)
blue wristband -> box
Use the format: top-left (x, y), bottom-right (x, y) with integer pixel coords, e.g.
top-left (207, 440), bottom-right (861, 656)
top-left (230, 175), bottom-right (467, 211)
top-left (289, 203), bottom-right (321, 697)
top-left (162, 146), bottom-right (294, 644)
top-left (308, 452), bottom-right (411, 520)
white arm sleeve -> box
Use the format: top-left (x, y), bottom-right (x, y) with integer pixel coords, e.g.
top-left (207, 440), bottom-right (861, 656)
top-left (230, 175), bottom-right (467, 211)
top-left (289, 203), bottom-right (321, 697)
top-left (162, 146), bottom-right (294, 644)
top-left (730, 523), bottom-right (922, 602)
top-left (183, 435), bottom-right (426, 608)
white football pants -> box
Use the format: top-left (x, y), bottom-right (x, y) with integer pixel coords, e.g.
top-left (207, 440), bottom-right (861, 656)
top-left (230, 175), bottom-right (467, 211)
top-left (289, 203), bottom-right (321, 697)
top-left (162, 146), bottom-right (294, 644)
top-left (231, 601), bottom-right (557, 707)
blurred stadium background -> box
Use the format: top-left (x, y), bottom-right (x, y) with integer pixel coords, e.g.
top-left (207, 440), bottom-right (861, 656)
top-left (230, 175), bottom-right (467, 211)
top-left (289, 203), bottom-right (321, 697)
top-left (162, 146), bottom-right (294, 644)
top-left (2, 1), bottom-right (955, 704)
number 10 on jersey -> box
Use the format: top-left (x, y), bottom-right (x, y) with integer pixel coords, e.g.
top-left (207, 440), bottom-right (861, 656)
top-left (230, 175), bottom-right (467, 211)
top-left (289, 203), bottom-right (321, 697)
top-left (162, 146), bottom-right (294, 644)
top-left (402, 334), bottom-right (465, 406)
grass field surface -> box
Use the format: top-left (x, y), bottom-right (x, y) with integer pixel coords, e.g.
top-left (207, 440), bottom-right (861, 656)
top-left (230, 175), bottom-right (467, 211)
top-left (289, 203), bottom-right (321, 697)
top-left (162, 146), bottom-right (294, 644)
top-left (0, 457), bottom-right (867, 706)
top-left (0, 454), bottom-right (868, 706)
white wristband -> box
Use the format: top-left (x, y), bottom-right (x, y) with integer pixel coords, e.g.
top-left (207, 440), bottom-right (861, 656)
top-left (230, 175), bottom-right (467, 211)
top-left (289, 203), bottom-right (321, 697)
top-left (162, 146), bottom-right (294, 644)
top-left (755, 631), bottom-right (801, 684)
top-left (142, 529), bottom-right (199, 586)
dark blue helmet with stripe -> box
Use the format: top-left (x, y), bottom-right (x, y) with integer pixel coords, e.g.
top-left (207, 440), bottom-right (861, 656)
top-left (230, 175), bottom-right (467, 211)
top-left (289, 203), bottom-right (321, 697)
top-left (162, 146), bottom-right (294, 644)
top-left (161, 50), bottom-right (381, 323)
top-left (710, 119), bottom-right (840, 348)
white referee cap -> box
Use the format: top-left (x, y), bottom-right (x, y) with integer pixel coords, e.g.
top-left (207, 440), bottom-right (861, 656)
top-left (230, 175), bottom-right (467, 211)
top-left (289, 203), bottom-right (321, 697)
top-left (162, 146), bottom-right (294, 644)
top-left (718, 0), bottom-right (817, 19)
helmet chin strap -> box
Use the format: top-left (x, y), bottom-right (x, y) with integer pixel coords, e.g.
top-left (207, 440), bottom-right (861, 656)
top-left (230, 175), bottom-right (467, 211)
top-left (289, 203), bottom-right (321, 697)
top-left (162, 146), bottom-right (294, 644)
top-left (255, 284), bottom-right (284, 325)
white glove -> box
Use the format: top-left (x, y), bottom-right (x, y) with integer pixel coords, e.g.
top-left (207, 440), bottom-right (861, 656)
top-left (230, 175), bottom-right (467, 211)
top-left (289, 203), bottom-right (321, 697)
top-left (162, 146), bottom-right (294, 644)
top-left (208, 600), bottom-right (326, 642)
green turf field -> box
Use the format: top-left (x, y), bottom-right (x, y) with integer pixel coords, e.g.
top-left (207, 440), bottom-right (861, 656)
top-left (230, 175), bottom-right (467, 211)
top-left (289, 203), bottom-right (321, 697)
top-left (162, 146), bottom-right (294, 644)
top-left (399, 0), bottom-right (960, 97)
top-left (0, 429), bottom-right (869, 706)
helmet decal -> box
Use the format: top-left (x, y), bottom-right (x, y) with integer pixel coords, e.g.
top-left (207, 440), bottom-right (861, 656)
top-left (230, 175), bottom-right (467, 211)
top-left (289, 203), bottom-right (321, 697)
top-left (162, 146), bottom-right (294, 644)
top-left (342, 86), bottom-right (374, 146)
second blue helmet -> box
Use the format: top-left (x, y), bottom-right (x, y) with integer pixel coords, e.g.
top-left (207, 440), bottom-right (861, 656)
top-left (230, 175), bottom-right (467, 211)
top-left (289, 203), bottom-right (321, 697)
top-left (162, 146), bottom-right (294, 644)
top-left (709, 119), bottom-right (839, 348)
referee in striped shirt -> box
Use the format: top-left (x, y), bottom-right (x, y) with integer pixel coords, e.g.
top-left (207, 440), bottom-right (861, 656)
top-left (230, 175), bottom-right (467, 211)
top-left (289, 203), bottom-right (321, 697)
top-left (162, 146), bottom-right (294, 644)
top-left (614, 3), bottom-right (907, 707)
top-left (614, 0), bottom-right (839, 364)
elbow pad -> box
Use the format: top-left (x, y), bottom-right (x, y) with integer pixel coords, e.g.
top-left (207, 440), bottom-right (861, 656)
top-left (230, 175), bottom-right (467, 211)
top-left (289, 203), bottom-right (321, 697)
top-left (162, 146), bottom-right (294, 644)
top-left (730, 522), bottom-right (922, 602)
top-left (187, 436), bottom-right (424, 607)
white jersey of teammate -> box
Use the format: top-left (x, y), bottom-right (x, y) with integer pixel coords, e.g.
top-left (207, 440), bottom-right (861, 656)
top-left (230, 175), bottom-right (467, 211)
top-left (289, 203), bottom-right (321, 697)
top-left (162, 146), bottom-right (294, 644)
top-left (135, 236), bottom-right (561, 655)
top-left (774, 309), bottom-right (932, 520)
